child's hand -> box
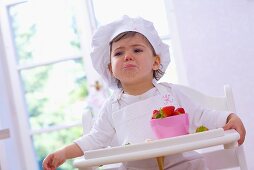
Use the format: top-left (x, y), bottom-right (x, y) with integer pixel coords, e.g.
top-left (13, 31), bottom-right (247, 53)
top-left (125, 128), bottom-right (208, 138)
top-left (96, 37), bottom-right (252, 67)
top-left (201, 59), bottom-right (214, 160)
top-left (42, 149), bottom-right (66, 170)
top-left (223, 113), bottom-right (246, 145)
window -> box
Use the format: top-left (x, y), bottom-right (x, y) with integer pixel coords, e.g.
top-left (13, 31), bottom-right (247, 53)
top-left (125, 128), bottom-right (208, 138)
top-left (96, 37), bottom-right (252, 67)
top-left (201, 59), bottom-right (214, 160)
top-left (0, 0), bottom-right (177, 169)
top-left (2, 0), bottom-right (92, 169)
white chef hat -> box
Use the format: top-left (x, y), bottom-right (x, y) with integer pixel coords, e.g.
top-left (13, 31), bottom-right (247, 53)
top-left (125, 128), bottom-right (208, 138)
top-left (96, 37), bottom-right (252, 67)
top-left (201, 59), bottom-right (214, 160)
top-left (90, 15), bottom-right (170, 89)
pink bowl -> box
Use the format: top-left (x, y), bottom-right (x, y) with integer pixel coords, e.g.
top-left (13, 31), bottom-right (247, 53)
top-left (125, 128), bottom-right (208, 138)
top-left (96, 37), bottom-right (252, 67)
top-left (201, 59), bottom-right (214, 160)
top-left (150, 113), bottom-right (189, 139)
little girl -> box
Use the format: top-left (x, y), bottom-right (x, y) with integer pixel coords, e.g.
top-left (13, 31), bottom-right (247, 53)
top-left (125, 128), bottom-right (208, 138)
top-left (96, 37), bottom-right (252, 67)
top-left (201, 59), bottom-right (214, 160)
top-left (43, 15), bottom-right (246, 170)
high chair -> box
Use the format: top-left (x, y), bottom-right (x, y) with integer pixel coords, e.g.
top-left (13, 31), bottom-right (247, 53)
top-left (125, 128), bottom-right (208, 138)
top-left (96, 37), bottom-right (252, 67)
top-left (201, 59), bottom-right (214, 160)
top-left (74, 84), bottom-right (248, 170)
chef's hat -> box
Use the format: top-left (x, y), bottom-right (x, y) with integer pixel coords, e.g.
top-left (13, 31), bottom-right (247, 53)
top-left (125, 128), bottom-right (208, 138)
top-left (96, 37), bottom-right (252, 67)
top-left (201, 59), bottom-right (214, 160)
top-left (90, 15), bottom-right (170, 89)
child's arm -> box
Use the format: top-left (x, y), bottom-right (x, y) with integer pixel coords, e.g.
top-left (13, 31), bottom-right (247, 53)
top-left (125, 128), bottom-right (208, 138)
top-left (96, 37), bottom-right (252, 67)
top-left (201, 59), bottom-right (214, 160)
top-left (42, 143), bottom-right (83, 170)
top-left (223, 113), bottom-right (246, 145)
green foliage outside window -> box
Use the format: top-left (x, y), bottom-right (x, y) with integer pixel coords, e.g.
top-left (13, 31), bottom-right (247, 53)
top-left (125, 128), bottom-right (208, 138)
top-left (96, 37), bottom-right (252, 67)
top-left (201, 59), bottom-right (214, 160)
top-left (9, 1), bottom-right (89, 169)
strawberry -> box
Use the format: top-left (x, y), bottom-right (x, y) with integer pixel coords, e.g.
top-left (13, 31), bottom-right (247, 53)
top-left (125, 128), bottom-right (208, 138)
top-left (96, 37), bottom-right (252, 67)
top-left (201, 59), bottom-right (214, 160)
top-left (153, 110), bottom-right (160, 115)
top-left (172, 111), bottom-right (180, 116)
top-left (174, 107), bottom-right (185, 115)
top-left (161, 106), bottom-right (175, 117)
top-left (152, 110), bottom-right (160, 119)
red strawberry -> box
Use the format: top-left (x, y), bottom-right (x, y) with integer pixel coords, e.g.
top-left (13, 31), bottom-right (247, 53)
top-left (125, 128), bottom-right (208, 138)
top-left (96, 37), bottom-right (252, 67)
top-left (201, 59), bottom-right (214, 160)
top-left (152, 110), bottom-right (160, 119)
top-left (161, 106), bottom-right (175, 117)
top-left (174, 107), bottom-right (185, 115)
top-left (153, 110), bottom-right (160, 115)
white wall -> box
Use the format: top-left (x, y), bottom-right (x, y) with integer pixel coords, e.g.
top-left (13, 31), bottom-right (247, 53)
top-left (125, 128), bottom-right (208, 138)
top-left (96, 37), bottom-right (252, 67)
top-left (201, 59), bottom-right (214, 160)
top-left (166, 0), bottom-right (254, 169)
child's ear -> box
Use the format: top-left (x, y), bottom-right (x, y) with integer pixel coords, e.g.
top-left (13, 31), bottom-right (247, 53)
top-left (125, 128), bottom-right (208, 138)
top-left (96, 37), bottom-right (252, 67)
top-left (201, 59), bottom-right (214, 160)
top-left (153, 55), bottom-right (161, 70)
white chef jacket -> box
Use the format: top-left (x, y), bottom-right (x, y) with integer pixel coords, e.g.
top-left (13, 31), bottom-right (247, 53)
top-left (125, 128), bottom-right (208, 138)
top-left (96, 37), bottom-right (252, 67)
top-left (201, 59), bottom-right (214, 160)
top-left (75, 81), bottom-right (230, 169)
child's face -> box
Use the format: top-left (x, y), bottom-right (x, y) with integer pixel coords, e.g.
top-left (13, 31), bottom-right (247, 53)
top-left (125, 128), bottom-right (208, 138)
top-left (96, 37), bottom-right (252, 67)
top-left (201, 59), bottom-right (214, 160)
top-left (109, 33), bottom-right (160, 88)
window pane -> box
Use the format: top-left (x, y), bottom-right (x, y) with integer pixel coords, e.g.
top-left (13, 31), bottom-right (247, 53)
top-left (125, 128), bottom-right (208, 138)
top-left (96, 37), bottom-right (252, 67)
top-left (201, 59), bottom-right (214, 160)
top-left (20, 59), bottom-right (88, 130)
top-left (35, 127), bottom-right (82, 170)
top-left (92, 0), bottom-right (170, 36)
top-left (8, 0), bottom-right (81, 65)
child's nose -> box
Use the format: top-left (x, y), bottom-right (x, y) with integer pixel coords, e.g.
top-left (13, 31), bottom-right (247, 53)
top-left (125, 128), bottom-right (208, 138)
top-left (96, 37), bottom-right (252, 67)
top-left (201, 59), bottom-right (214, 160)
top-left (124, 53), bottom-right (134, 61)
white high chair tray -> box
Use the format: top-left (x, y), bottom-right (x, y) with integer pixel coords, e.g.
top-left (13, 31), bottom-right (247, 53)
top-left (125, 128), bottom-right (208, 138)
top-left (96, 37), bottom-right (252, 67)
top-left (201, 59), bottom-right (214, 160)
top-left (73, 128), bottom-right (239, 168)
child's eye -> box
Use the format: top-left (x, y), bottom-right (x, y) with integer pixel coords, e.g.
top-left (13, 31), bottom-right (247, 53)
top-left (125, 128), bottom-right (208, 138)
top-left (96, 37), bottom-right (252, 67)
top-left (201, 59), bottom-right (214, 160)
top-left (114, 51), bottom-right (123, 57)
top-left (134, 48), bottom-right (143, 53)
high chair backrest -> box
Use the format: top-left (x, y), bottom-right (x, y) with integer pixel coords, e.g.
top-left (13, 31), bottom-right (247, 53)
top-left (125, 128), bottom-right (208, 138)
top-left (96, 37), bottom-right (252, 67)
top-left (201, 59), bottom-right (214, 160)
top-left (176, 84), bottom-right (236, 112)
top-left (175, 84), bottom-right (248, 170)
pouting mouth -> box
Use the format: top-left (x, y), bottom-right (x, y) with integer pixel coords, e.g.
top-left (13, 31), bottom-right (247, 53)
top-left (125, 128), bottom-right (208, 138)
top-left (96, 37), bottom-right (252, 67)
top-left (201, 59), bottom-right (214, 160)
top-left (123, 63), bottom-right (137, 69)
